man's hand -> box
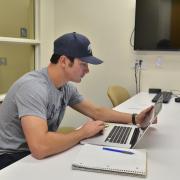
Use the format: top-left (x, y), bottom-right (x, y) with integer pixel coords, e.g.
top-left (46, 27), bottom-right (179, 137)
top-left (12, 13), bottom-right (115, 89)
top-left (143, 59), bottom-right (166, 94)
top-left (80, 119), bottom-right (105, 139)
top-left (135, 106), bottom-right (154, 125)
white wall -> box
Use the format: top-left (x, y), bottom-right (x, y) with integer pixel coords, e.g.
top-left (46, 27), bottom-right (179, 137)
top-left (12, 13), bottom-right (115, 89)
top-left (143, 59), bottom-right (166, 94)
top-left (137, 51), bottom-right (180, 91)
top-left (53, 0), bottom-right (137, 127)
top-left (50, 0), bottom-right (180, 127)
top-left (39, 0), bottom-right (55, 68)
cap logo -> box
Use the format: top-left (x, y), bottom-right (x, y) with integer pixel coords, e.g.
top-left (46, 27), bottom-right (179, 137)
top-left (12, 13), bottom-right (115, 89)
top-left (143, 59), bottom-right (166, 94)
top-left (87, 44), bottom-right (92, 54)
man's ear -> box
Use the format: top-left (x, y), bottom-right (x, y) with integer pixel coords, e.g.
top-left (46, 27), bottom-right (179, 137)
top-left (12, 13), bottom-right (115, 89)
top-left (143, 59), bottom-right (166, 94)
top-left (58, 55), bottom-right (67, 67)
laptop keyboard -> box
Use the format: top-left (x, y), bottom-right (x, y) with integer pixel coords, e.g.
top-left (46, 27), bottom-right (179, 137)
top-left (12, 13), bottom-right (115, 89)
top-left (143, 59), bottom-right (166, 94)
top-left (105, 126), bottom-right (132, 144)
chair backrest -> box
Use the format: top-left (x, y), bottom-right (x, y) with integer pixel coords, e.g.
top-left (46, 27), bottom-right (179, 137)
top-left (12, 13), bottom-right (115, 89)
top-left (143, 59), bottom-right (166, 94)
top-left (107, 85), bottom-right (130, 107)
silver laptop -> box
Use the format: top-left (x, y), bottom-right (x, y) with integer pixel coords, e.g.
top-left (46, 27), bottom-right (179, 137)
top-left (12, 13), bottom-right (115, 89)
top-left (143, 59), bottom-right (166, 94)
top-left (81, 95), bottom-right (163, 149)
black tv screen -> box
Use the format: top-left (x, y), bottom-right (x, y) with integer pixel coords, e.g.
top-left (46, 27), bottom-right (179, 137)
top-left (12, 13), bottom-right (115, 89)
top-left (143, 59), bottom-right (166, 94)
top-left (134, 0), bottom-right (180, 51)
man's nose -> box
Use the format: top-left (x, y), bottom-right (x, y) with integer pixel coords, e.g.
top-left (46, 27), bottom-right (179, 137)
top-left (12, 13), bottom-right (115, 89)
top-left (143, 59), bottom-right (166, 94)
top-left (85, 66), bottom-right (89, 73)
top-left (84, 65), bottom-right (89, 73)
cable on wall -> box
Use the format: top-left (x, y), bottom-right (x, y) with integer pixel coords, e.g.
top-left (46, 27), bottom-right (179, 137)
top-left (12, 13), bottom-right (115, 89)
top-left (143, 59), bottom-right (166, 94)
top-left (130, 28), bottom-right (135, 48)
top-left (134, 60), bottom-right (143, 94)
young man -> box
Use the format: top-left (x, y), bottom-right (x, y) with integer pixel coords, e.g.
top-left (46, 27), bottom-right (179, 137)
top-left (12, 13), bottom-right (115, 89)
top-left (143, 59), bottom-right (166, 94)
top-left (0, 32), bottom-right (152, 169)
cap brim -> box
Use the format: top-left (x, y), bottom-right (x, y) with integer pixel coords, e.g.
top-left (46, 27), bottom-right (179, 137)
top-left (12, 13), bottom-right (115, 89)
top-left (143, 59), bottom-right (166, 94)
top-left (80, 56), bottom-right (103, 65)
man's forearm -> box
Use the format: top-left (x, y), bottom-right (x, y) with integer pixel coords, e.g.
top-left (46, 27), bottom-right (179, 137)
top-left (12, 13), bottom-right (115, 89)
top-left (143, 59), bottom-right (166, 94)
top-left (31, 128), bottom-right (86, 159)
top-left (94, 107), bottom-right (132, 124)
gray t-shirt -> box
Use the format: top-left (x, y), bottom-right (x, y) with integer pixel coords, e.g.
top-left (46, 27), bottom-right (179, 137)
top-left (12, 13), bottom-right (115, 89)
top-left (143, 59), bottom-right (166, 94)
top-left (0, 68), bottom-right (84, 154)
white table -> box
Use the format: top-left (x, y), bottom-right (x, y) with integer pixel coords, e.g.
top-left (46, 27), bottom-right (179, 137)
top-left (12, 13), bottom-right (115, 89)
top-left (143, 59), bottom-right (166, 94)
top-left (0, 92), bottom-right (180, 179)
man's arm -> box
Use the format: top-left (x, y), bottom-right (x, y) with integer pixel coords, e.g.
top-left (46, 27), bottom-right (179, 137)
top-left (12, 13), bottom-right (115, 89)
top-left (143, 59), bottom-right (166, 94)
top-left (72, 99), bottom-right (153, 124)
top-left (21, 116), bottom-right (105, 159)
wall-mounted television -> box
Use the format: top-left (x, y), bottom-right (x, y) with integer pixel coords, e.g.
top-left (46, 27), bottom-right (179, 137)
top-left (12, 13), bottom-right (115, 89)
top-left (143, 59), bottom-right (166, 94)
top-left (134, 0), bottom-right (180, 51)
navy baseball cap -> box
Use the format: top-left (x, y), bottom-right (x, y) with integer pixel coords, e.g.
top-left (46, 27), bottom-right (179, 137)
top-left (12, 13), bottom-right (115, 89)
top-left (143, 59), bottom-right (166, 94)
top-left (53, 32), bottom-right (103, 65)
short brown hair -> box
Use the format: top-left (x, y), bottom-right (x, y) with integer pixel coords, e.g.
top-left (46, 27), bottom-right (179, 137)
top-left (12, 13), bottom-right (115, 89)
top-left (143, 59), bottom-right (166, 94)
top-left (50, 54), bottom-right (75, 64)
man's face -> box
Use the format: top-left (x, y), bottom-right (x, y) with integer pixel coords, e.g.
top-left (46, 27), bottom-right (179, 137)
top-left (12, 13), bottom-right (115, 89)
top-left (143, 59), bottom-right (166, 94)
top-left (66, 58), bottom-right (89, 83)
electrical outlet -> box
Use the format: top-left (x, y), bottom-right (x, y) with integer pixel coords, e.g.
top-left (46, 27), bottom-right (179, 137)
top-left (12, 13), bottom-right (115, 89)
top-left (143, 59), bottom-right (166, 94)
top-left (0, 57), bottom-right (7, 65)
top-left (20, 27), bottom-right (27, 38)
top-left (131, 59), bottom-right (146, 70)
top-left (131, 59), bottom-right (139, 69)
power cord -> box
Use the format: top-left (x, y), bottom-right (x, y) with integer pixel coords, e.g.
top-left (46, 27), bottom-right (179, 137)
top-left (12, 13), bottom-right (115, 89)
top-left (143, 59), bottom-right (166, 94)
top-left (134, 60), bottom-right (143, 94)
top-left (130, 28), bottom-right (135, 48)
top-left (138, 60), bottom-right (143, 93)
top-left (134, 61), bottom-right (139, 94)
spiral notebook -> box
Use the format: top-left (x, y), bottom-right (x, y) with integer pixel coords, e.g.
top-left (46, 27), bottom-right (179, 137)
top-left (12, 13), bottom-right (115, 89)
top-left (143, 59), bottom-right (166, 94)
top-left (72, 144), bottom-right (147, 177)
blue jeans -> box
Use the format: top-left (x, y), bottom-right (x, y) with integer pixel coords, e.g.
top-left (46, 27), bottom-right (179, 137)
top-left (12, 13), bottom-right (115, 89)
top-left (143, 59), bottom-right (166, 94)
top-left (0, 151), bottom-right (30, 170)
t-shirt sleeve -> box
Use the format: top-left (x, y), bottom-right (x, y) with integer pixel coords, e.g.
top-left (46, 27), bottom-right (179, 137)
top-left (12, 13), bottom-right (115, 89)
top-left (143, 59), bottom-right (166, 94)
top-left (67, 83), bottom-right (84, 106)
top-left (15, 82), bottom-right (48, 120)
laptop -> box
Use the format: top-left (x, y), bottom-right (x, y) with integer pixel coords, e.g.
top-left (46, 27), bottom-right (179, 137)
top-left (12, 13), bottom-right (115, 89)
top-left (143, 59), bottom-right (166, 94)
top-left (81, 95), bottom-right (163, 149)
